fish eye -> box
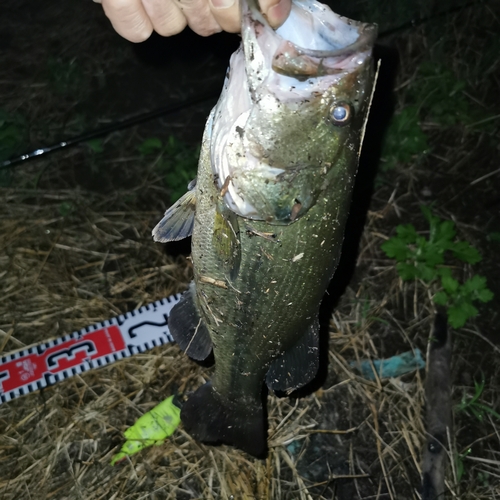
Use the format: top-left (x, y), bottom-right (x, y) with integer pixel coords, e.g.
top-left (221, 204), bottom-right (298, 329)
top-left (330, 102), bottom-right (352, 126)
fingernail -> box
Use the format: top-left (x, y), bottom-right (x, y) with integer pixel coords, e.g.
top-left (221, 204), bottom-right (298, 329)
top-left (210, 0), bottom-right (235, 9)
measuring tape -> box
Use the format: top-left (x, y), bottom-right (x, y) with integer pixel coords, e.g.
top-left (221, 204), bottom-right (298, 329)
top-left (0, 294), bottom-right (182, 405)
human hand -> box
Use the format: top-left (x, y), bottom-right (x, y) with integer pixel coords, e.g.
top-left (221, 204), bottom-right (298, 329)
top-left (94, 0), bottom-right (291, 42)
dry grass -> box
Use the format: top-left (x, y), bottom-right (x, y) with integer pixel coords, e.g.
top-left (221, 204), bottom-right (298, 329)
top-left (1, 187), bottom-right (498, 499)
top-left (1, 0), bottom-right (500, 499)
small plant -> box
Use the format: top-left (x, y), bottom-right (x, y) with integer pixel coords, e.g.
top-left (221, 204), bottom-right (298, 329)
top-left (138, 136), bottom-right (198, 202)
top-left (455, 447), bottom-right (471, 483)
top-left (381, 106), bottom-right (429, 170)
top-left (59, 201), bottom-right (75, 217)
top-left (455, 377), bottom-right (500, 422)
top-left (477, 471), bottom-right (491, 488)
top-left (380, 62), bottom-right (494, 172)
top-left (353, 298), bottom-right (389, 327)
top-left (382, 206), bottom-right (494, 328)
top-left (453, 378), bottom-right (499, 484)
top-left (409, 63), bottom-right (469, 126)
top-left (409, 62), bottom-right (493, 130)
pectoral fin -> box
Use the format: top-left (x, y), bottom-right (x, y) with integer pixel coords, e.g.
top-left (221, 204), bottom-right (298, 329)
top-left (266, 319), bottom-right (320, 393)
top-left (152, 187), bottom-right (196, 242)
top-left (169, 283), bottom-right (212, 361)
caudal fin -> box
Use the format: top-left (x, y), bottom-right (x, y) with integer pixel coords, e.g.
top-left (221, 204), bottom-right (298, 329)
top-left (181, 382), bottom-right (267, 458)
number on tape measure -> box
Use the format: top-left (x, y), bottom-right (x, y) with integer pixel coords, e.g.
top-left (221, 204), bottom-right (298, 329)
top-left (0, 294), bottom-right (182, 404)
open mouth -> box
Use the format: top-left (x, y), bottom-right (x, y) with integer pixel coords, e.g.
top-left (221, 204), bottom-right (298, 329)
top-left (245, 0), bottom-right (377, 79)
top-left (272, 2), bottom-right (377, 80)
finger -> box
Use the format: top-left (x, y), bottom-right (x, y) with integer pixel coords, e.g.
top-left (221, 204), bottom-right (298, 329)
top-left (259, 0), bottom-right (291, 28)
top-left (207, 0), bottom-right (291, 33)
top-left (208, 0), bottom-right (240, 33)
top-left (101, 0), bottom-right (154, 42)
top-left (169, 0), bottom-right (223, 37)
top-left (142, 0), bottom-right (188, 37)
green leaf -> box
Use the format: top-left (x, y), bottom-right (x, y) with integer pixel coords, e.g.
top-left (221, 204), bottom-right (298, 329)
top-left (409, 63), bottom-right (477, 127)
top-left (433, 291), bottom-right (449, 306)
top-left (421, 243), bottom-right (445, 267)
top-left (396, 262), bottom-right (418, 280)
top-left (416, 262), bottom-right (438, 282)
top-left (396, 224), bottom-right (418, 243)
top-left (380, 106), bottom-right (429, 169)
top-left (468, 405), bottom-right (484, 422)
top-left (421, 205), bottom-right (439, 235)
top-left (474, 402), bottom-right (500, 420)
top-left (477, 288), bottom-right (494, 303)
top-left (448, 302), bottom-right (478, 328)
top-left (436, 267), bottom-right (452, 279)
top-left (463, 275), bottom-right (488, 293)
top-left (435, 220), bottom-right (456, 244)
top-left (456, 456), bottom-right (465, 482)
top-left (452, 241), bottom-right (482, 264)
top-left (381, 238), bottom-right (412, 261)
top-left (138, 137), bottom-right (163, 155)
top-left (441, 274), bottom-right (459, 294)
top-left (470, 378), bottom-right (485, 404)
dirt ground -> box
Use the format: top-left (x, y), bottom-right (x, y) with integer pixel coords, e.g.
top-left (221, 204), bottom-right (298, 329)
top-left (0, 0), bottom-right (499, 499)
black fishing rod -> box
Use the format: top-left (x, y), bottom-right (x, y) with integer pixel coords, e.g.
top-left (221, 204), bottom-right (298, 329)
top-left (0, 0), bottom-right (484, 171)
top-left (0, 90), bottom-right (219, 170)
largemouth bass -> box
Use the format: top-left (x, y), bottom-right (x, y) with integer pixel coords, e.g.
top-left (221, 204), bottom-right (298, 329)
top-left (153, 0), bottom-right (376, 457)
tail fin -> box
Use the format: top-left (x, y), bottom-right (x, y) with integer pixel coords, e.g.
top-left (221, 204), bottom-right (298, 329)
top-left (181, 382), bottom-right (267, 458)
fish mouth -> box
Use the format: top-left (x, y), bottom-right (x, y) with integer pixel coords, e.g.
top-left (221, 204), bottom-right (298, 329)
top-left (244, 0), bottom-right (377, 80)
top-left (271, 25), bottom-right (377, 79)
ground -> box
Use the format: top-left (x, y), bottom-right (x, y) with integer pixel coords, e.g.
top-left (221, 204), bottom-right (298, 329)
top-left (0, 0), bottom-right (499, 499)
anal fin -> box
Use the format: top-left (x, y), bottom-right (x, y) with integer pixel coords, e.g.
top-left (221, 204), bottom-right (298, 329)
top-left (181, 382), bottom-right (267, 458)
top-left (266, 318), bottom-right (320, 393)
top-left (169, 283), bottom-right (212, 361)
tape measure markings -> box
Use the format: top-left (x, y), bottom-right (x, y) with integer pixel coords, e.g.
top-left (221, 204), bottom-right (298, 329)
top-left (0, 294), bottom-right (182, 405)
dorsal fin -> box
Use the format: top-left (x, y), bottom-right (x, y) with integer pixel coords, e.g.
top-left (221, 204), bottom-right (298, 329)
top-left (152, 185), bottom-right (196, 242)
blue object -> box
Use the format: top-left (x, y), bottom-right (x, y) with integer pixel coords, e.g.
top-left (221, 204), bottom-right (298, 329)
top-left (350, 349), bottom-right (426, 380)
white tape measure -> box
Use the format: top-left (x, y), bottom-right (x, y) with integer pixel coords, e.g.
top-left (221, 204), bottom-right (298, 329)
top-left (0, 294), bottom-right (182, 405)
